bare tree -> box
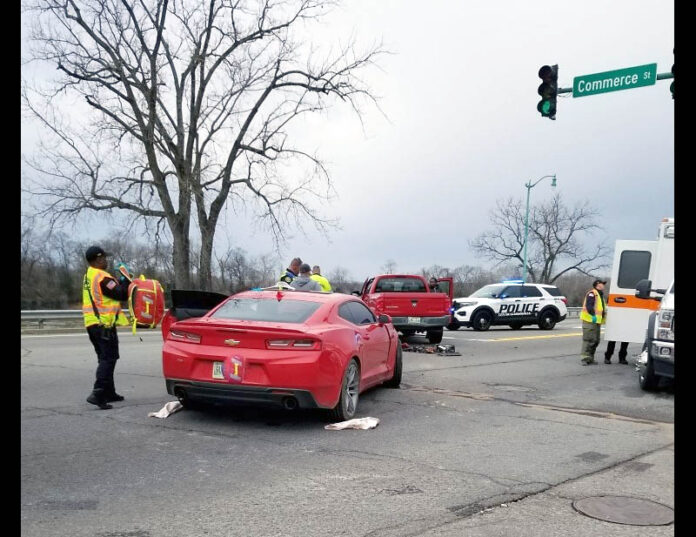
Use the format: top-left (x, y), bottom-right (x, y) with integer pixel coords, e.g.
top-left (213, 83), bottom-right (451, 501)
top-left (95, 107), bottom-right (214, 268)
top-left (22, 0), bottom-right (384, 290)
top-left (380, 259), bottom-right (397, 274)
top-left (470, 193), bottom-right (610, 283)
top-left (326, 265), bottom-right (360, 294)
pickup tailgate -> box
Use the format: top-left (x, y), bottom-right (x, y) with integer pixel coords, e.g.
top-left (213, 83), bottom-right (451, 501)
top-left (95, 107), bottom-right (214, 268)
top-left (367, 292), bottom-right (450, 317)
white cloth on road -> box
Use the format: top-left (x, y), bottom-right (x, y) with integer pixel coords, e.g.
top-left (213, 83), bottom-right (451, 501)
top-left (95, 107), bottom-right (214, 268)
top-left (148, 401), bottom-right (184, 418)
top-left (324, 417), bottom-right (380, 430)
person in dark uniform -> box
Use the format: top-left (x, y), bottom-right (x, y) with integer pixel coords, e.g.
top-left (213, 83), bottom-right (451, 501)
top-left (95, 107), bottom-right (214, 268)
top-left (429, 277), bottom-right (440, 292)
top-left (604, 341), bottom-right (629, 364)
top-left (82, 246), bottom-right (131, 410)
top-left (279, 257), bottom-right (302, 285)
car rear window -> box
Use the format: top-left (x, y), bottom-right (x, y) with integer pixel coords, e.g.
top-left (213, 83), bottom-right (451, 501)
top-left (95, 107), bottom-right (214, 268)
top-left (374, 277), bottom-right (426, 292)
top-left (543, 286), bottom-right (563, 297)
top-left (210, 298), bottom-right (321, 323)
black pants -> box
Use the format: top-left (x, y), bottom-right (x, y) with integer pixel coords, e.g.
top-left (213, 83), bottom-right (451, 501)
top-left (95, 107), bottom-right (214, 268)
top-left (87, 325), bottom-right (120, 394)
top-left (605, 340), bottom-right (629, 360)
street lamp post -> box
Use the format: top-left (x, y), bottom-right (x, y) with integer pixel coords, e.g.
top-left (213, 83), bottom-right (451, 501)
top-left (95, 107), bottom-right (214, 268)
top-left (522, 174), bottom-right (556, 283)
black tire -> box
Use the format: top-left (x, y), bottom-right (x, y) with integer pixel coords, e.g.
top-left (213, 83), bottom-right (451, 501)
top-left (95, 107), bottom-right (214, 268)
top-left (330, 359), bottom-right (360, 421)
top-left (509, 322), bottom-right (523, 330)
top-left (427, 330), bottom-right (443, 344)
top-left (446, 322), bottom-right (461, 331)
top-left (639, 359), bottom-right (659, 391)
top-left (472, 310), bottom-right (493, 331)
top-left (400, 330), bottom-right (415, 339)
top-left (384, 345), bottom-right (402, 388)
top-left (537, 309), bottom-right (558, 330)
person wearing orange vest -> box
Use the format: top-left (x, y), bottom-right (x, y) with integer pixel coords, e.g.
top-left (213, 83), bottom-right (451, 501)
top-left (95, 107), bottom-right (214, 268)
top-left (82, 246), bottom-right (130, 409)
top-left (579, 279), bottom-right (607, 365)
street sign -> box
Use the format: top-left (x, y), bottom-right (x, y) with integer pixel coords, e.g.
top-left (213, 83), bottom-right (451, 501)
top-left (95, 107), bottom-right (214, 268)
top-left (573, 64), bottom-right (657, 98)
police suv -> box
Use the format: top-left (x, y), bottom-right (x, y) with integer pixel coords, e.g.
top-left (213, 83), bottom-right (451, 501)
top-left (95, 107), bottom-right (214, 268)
top-left (447, 280), bottom-right (568, 331)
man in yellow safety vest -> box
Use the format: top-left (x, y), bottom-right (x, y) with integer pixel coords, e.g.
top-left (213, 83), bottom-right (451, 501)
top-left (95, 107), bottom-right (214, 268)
top-left (82, 246), bottom-right (131, 409)
top-left (310, 265), bottom-right (332, 292)
top-left (579, 279), bottom-right (606, 365)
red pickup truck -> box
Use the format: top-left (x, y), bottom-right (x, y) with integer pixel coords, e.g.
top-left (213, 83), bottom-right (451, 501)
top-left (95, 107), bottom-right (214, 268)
top-left (356, 275), bottom-right (453, 343)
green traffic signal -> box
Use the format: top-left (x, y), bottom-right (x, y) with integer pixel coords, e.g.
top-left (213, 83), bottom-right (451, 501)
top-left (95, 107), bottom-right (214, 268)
top-left (670, 61), bottom-right (674, 99)
top-left (537, 64), bottom-right (558, 120)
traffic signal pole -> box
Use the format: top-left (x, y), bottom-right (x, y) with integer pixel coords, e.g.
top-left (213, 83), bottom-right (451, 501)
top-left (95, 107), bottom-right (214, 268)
top-left (538, 65), bottom-right (674, 117)
top-left (557, 71), bottom-right (672, 94)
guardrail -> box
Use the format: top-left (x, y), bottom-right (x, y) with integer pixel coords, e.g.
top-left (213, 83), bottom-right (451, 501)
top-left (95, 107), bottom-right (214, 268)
top-left (22, 306), bottom-right (583, 328)
top-left (21, 310), bottom-right (130, 329)
top-left (567, 307), bottom-right (580, 318)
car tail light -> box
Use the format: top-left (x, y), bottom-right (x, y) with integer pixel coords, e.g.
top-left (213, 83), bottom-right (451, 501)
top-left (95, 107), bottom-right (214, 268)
top-left (266, 339), bottom-right (321, 350)
top-left (169, 330), bottom-right (202, 344)
top-left (561, 298), bottom-right (568, 304)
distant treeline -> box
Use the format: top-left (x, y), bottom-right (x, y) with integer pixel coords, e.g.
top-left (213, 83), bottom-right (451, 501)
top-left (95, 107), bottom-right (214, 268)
top-left (21, 229), bottom-right (599, 309)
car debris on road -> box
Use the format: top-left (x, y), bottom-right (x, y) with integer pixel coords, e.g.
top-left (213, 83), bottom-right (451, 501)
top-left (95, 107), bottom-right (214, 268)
top-left (401, 342), bottom-right (461, 356)
top-left (148, 401), bottom-right (184, 418)
top-left (324, 417), bottom-right (380, 430)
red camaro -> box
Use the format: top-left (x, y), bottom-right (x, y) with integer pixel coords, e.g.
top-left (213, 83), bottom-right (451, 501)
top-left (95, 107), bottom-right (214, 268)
top-left (161, 289), bottom-right (402, 420)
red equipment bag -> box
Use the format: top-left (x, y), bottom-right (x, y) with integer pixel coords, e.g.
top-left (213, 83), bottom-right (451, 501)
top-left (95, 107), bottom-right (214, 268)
top-left (127, 277), bottom-right (165, 332)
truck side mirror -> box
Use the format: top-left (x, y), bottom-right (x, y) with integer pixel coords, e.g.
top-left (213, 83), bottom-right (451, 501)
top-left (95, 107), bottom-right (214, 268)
top-left (635, 279), bottom-right (652, 299)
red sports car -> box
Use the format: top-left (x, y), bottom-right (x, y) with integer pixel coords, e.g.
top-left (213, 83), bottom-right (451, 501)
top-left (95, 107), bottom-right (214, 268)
top-left (161, 289), bottom-right (402, 420)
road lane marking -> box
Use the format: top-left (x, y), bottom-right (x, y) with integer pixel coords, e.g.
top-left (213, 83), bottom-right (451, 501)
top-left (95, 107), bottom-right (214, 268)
top-left (443, 333), bottom-right (581, 342)
top-left (490, 333), bottom-right (581, 341)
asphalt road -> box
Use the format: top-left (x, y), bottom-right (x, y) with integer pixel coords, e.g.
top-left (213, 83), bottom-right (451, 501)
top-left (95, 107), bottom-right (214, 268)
top-left (21, 319), bottom-right (674, 536)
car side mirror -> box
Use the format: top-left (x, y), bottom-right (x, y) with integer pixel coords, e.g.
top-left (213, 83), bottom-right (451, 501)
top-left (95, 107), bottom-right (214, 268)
top-left (635, 279), bottom-right (653, 299)
top-left (378, 314), bottom-right (391, 325)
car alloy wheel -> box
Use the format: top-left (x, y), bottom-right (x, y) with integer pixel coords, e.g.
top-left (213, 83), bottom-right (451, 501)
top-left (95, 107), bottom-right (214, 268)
top-left (538, 310), bottom-right (557, 330)
top-left (331, 359), bottom-right (360, 421)
top-left (472, 310), bottom-right (492, 331)
top-left (385, 345), bottom-right (402, 388)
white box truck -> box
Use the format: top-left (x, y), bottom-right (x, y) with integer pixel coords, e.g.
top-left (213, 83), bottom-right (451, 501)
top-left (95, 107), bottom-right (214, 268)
top-left (604, 218), bottom-right (674, 344)
top-left (634, 278), bottom-right (674, 390)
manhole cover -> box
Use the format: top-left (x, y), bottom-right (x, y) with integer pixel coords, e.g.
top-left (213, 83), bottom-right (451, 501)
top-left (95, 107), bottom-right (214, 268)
top-left (572, 495), bottom-right (673, 526)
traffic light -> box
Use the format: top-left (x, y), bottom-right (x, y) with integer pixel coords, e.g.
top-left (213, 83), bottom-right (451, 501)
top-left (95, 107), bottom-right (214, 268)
top-left (669, 48), bottom-right (674, 99)
top-left (537, 65), bottom-right (558, 120)
top-left (670, 58), bottom-right (674, 99)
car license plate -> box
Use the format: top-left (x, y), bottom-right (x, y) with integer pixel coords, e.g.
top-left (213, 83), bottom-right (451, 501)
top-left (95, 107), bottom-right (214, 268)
top-left (408, 317), bottom-right (421, 324)
top-left (212, 361), bottom-right (224, 379)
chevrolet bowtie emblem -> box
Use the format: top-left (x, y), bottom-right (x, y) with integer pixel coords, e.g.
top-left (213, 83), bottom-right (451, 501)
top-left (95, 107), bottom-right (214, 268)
top-left (224, 339), bottom-right (241, 346)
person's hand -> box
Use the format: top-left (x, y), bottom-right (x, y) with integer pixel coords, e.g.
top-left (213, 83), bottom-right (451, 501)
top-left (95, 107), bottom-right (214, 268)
top-left (591, 315), bottom-right (597, 323)
top-left (116, 262), bottom-right (133, 283)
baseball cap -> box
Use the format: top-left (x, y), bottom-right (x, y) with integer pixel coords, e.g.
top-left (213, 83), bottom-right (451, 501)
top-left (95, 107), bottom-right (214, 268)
top-left (85, 246), bottom-right (112, 262)
top-left (592, 278), bottom-right (607, 287)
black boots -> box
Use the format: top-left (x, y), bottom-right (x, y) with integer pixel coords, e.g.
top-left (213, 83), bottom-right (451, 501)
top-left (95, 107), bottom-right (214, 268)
top-left (86, 388), bottom-right (113, 410)
top-left (105, 392), bottom-right (125, 402)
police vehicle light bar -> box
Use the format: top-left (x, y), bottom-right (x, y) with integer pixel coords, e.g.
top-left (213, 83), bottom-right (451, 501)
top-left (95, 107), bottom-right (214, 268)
top-left (501, 279), bottom-right (524, 284)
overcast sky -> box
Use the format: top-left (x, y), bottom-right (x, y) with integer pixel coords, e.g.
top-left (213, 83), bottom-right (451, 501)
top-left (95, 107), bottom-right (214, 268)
top-left (21, 0), bottom-right (674, 282)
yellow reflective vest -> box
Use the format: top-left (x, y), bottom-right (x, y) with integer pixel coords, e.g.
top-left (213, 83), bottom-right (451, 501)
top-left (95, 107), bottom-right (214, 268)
top-left (82, 267), bottom-right (129, 328)
top-left (580, 289), bottom-right (605, 324)
top-left (310, 274), bottom-right (332, 292)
